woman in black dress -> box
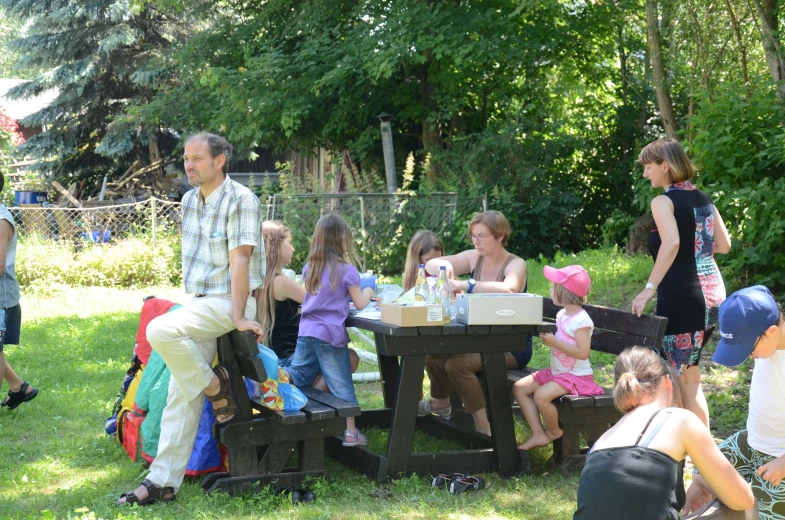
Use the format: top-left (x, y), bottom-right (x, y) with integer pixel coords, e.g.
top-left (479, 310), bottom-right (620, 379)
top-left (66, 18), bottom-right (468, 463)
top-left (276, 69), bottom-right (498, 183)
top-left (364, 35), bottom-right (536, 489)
top-left (631, 138), bottom-right (731, 427)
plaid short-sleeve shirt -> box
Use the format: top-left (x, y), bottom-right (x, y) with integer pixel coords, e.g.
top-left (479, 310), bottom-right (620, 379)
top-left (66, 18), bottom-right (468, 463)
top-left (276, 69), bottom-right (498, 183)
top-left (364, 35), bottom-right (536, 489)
top-left (181, 176), bottom-right (265, 295)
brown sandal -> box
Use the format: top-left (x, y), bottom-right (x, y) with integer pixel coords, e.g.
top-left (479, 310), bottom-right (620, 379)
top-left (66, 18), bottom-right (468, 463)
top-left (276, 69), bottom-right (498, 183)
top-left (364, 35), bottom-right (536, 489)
top-left (206, 363), bottom-right (237, 424)
top-left (117, 478), bottom-right (176, 506)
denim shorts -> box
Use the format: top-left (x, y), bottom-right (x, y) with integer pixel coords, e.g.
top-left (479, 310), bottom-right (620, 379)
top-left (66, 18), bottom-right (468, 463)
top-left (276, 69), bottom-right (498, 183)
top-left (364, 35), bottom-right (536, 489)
top-left (0, 305), bottom-right (22, 353)
top-left (284, 336), bottom-right (357, 405)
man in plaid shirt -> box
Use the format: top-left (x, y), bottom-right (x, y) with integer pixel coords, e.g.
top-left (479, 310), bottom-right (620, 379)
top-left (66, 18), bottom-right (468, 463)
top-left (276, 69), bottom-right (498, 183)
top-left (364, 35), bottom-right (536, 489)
top-left (119, 132), bottom-right (265, 506)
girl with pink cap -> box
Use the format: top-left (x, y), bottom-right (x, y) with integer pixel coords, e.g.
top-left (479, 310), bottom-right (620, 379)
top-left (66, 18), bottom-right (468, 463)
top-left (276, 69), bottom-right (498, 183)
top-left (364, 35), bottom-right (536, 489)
top-left (513, 264), bottom-right (604, 450)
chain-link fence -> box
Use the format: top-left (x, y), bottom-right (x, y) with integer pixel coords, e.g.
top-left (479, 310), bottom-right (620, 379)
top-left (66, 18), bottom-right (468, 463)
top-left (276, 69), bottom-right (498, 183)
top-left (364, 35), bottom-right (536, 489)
top-left (266, 192), bottom-right (476, 273)
top-left (11, 193), bottom-right (474, 273)
top-left (11, 198), bottom-right (182, 245)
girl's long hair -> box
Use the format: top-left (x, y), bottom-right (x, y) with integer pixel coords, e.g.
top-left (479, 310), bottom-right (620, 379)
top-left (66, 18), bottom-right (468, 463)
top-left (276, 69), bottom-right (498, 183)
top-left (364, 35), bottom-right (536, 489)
top-left (256, 220), bottom-right (290, 342)
top-left (305, 214), bottom-right (360, 294)
top-left (403, 230), bottom-right (444, 291)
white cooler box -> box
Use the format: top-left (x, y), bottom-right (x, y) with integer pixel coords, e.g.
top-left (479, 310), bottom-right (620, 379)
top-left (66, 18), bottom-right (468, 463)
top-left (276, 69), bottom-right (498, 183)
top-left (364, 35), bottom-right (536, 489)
top-left (454, 293), bottom-right (544, 325)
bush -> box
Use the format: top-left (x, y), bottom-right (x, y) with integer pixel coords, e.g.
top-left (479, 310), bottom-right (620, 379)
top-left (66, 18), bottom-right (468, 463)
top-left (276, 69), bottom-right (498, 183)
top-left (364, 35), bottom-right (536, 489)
top-left (689, 78), bottom-right (785, 293)
top-left (17, 235), bottom-right (181, 289)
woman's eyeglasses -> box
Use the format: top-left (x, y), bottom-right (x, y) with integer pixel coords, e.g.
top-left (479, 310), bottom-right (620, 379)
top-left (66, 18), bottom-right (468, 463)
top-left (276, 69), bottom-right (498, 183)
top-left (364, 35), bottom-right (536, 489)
top-left (469, 233), bottom-right (492, 241)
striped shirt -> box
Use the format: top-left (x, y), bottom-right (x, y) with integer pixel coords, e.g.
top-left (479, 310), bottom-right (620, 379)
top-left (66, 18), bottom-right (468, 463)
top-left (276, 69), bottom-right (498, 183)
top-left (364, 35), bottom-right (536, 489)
top-left (181, 176), bottom-right (264, 295)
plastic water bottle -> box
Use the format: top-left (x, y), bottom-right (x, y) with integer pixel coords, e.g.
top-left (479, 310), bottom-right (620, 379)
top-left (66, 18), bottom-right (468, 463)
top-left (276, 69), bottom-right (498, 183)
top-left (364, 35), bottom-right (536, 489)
top-left (436, 266), bottom-right (451, 323)
top-left (415, 264), bottom-right (429, 302)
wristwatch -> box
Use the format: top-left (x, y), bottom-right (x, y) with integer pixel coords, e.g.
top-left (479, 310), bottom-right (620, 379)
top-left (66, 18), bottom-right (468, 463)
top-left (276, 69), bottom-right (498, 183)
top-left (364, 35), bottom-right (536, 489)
top-left (467, 279), bottom-right (477, 294)
top-left (645, 282), bottom-right (657, 291)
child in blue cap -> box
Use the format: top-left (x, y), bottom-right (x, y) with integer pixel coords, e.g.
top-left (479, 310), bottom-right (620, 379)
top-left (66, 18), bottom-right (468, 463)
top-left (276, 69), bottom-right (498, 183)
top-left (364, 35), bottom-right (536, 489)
top-left (684, 285), bottom-right (784, 518)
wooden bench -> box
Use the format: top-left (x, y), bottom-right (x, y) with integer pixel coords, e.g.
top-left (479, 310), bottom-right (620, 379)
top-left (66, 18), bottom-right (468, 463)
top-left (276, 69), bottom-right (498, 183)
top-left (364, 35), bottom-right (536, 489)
top-left (201, 330), bottom-right (361, 495)
top-left (505, 297), bottom-right (668, 472)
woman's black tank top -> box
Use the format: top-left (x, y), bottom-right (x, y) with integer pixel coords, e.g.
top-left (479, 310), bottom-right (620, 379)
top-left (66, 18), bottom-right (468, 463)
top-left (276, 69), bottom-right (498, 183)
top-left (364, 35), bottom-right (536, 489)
top-left (574, 409), bottom-right (686, 520)
top-left (270, 298), bottom-right (300, 359)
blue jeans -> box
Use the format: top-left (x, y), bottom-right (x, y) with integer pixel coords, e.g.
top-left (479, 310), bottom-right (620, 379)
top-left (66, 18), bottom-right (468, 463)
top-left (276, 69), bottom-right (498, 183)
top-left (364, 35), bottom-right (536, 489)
top-left (285, 336), bottom-right (358, 405)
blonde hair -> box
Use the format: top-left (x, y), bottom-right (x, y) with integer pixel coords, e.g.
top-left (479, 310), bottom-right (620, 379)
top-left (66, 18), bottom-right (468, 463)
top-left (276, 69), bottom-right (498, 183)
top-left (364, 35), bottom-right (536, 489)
top-left (256, 221), bottom-right (290, 342)
top-left (638, 138), bottom-right (697, 184)
top-left (468, 211), bottom-right (511, 247)
top-left (403, 230), bottom-right (444, 291)
top-left (613, 346), bottom-right (673, 413)
top-left (304, 214), bottom-right (360, 295)
top-left (552, 282), bottom-right (586, 305)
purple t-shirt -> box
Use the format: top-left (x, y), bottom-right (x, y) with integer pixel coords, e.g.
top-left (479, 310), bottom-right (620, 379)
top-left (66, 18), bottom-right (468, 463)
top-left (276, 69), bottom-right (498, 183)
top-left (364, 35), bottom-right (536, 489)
top-left (299, 262), bottom-right (360, 347)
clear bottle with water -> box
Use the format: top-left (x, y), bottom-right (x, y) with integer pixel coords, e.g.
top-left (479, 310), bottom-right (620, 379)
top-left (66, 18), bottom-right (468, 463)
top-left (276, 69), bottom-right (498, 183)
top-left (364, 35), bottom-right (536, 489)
top-left (415, 264), bottom-right (429, 302)
top-left (436, 266), bottom-right (451, 323)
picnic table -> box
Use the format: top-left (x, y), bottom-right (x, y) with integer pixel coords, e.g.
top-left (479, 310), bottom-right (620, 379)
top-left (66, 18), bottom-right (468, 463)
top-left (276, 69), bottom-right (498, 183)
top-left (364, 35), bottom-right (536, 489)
top-left (327, 315), bottom-right (557, 482)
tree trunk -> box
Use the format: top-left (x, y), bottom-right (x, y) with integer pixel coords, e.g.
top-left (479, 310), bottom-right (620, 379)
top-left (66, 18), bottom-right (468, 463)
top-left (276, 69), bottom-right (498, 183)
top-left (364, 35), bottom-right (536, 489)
top-left (725, 0), bottom-right (751, 99)
top-left (645, 0), bottom-right (679, 138)
top-left (420, 54), bottom-right (442, 182)
top-left (751, 0), bottom-right (785, 101)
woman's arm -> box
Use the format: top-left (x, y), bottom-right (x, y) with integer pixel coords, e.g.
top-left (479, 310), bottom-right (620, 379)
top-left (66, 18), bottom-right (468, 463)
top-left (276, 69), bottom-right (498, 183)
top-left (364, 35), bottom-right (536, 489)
top-left (540, 326), bottom-right (591, 361)
top-left (712, 207), bottom-right (731, 254)
top-left (448, 257), bottom-right (527, 294)
top-left (425, 250), bottom-right (477, 278)
top-left (274, 275), bottom-right (306, 304)
top-left (632, 196), bottom-right (679, 316)
top-left (684, 418), bottom-right (755, 511)
top-left (348, 285), bottom-right (375, 310)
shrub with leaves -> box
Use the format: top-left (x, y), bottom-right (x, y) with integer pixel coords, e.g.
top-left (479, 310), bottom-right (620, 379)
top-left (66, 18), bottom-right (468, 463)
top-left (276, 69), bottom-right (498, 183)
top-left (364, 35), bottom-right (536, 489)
top-left (689, 79), bottom-right (785, 293)
top-left (16, 235), bottom-right (181, 289)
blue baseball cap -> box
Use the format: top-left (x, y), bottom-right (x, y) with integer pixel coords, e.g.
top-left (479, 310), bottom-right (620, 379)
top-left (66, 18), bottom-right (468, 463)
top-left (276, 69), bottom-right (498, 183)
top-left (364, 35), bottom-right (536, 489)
top-left (713, 285), bottom-right (780, 367)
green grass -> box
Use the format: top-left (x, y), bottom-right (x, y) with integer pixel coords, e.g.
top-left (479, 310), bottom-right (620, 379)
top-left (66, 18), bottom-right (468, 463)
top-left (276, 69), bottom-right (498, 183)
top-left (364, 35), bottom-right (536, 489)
top-left (0, 247), bottom-right (751, 519)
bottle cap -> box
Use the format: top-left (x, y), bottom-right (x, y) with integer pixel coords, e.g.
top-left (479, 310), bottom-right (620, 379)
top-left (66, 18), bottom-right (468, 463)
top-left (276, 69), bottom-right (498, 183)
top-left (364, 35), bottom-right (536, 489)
top-left (418, 264), bottom-right (424, 268)
top-left (439, 266), bottom-right (446, 270)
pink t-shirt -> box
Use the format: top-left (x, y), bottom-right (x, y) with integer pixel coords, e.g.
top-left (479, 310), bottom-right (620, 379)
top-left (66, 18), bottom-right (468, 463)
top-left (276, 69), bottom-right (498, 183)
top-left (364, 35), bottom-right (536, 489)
top-left (298, 262), bottom-right (360, 347)
top-left (550, 308), bottom-right (594, 377)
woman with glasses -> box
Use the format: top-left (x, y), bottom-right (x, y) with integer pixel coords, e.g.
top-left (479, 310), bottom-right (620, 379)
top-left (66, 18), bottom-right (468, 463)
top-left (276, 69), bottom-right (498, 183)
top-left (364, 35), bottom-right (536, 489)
top-left (574, 346), bottom-right (753, 519)
top-left (420, 210), bottom-right (530, 436)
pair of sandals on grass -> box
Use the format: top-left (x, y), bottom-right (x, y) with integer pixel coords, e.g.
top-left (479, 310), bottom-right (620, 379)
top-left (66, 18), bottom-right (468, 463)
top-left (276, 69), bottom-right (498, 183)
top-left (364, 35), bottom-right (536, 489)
top-left (1, 381), bottom-right (38, 410)
top-left (118, 363), bottom-right (237, 506)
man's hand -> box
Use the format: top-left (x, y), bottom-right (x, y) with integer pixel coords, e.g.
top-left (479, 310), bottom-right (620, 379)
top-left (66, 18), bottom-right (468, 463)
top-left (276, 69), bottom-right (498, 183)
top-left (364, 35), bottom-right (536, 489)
top-left (235, 317), bottom-right (264, 344)
top-left (757, 455), bottom-right (785, 487)
top-left (683, 479), bottom-right (714, 515)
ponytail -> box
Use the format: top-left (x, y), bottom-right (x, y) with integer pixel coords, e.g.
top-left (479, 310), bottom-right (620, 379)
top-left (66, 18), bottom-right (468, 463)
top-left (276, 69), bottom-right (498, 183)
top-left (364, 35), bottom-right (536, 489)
top-left (613, 346), bottom-right (670, 413)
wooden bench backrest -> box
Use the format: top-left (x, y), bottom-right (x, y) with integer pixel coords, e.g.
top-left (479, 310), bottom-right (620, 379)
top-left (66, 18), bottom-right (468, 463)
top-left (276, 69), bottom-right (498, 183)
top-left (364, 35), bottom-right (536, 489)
top-left (543, 298), bottom-right (668, 356)
top-left (217, 329), bottom-right (269, 382)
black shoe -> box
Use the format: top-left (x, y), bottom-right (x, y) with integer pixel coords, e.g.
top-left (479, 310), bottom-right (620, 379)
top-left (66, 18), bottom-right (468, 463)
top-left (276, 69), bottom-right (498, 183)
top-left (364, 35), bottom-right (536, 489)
top-left (432, 473), bottom-right (464, 489)
top-left (449, 476), bottom-right (485, 495)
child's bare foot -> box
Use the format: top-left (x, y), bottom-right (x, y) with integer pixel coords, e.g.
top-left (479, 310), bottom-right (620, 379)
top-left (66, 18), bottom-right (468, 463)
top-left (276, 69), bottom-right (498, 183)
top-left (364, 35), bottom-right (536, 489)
top-left (518, 428), bottom-right (563, 450)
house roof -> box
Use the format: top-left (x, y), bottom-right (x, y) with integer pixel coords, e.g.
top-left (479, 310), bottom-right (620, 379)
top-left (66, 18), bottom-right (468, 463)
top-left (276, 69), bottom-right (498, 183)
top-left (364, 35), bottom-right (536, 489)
top-left (0, 79), bottom-right (58, 122)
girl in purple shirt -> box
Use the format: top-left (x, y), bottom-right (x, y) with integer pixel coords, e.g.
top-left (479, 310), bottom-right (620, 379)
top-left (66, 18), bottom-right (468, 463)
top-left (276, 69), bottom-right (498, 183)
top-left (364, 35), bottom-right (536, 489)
top-left (284, 214), bottom-right (374, 447)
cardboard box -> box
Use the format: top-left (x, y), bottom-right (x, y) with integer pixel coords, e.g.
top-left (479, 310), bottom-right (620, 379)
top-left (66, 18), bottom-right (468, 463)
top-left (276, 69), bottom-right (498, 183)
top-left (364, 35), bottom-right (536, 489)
top-left (381, 302), bottom-right (445, 327)
top-left (454, 293), bottom-right (543, 325)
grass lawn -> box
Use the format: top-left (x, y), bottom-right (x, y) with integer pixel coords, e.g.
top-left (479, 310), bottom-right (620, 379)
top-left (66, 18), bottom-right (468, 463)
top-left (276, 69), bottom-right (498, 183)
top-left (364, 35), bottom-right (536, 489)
top-left (0, 248), bottom-right (751, 519)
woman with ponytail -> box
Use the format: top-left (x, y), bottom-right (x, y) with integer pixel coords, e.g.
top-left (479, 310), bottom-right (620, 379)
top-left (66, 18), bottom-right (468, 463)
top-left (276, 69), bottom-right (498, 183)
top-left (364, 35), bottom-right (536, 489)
top-left (574, 346), bottom-right (753, 519)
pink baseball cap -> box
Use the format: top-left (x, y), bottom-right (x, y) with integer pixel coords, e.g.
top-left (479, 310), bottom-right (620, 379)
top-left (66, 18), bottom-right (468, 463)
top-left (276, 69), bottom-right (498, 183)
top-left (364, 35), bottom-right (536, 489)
top-left (543, 265), bottom-right (591, 298)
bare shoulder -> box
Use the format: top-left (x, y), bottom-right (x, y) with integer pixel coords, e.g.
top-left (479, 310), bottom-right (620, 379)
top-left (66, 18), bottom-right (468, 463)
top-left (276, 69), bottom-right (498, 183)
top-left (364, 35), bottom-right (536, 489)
top-left (651, 194), bottom-right (674, 211)
top-left (274, 275), bottom-right (305, 303)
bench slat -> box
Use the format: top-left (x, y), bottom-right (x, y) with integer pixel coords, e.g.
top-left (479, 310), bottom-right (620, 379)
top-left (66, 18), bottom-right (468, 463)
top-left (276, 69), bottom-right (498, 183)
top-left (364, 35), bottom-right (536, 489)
top-left (544, 299), bottom-right (667, 340)
top-left (590, 329), bottom-right (661, 355)
top-left (249, 397), bottom-right (307, 424)
top-left (299, 387), bottom-right (361, 418)
top-left (301, 398), bottom-right (337, 421)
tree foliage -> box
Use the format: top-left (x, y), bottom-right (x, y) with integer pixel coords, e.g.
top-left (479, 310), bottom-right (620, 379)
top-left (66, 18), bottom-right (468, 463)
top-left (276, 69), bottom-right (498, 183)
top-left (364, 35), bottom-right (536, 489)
top-left (0, 0), bottom-right (190, 188)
